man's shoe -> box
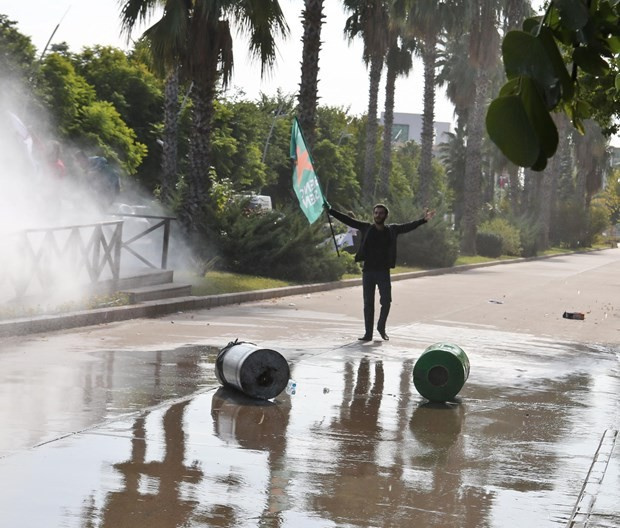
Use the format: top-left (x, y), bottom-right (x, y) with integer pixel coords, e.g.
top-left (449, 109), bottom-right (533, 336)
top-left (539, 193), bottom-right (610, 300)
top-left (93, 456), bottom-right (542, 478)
top-left (378, 330), bottom-right (389, 341)
top-left (358, 335), bottom-right (372, 342)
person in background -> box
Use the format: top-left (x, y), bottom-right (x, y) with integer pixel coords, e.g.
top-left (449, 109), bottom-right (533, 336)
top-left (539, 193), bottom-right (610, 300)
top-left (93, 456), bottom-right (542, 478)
top-left (341, 210), bottom-right (360, 254)
top-left (73, 150), bottom-right (121, 208)
top-left (326, 202), bottom-right (435, 341)
top-left (46, 140), bottom-right (66, 180)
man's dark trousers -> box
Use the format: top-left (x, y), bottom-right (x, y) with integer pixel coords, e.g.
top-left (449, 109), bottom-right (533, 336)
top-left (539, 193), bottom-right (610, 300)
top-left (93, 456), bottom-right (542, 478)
top-left (362, 270), bottom-right (391, 337)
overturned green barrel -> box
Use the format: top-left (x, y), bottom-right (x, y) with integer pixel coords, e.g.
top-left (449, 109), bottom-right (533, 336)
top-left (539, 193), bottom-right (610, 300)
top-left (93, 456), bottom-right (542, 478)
top-left (413, 343), bottom-right (470, 402)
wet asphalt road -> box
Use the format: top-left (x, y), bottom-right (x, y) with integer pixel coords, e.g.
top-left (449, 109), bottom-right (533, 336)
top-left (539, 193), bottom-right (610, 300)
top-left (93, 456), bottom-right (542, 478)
top-left (0, 249), bottom-right (618, 527)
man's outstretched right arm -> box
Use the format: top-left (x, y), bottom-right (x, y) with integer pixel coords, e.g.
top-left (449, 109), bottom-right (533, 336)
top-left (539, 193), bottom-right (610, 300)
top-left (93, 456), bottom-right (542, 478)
top-left (325, 204), bottom-right (366, 230)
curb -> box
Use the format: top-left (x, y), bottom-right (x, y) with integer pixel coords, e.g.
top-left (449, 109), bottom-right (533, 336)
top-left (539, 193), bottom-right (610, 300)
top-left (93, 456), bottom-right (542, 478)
top-left (0, 250), bottom-right (606, 338)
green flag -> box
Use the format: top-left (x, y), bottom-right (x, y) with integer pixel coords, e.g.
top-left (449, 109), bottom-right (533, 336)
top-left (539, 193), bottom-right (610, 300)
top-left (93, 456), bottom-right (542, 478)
top-left (290, 117), bottom-right (325, 224)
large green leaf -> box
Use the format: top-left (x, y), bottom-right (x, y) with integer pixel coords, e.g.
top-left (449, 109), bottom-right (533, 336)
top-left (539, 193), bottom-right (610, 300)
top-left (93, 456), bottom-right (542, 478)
top-left (520, 76), bottom-right (559, 158)
top-left (502, 31), bottom-right (558, 93)
top-left (607, 36), bottom-right (620, 54)
top-left (537, 26), bottom-right (574, 102)
top-left (531, 150), bottom-right (548, 171)
top-left (573, 46), bottom-right (610, 75)
top-left (499, 78), bottom-right (520, 97)
top-left (555, 0), bottom-right (590, 31)
top-left (545, 8), bottom-right (578, 46)
top-left (522, 16), bottom-right (542, 35)
top-left (486, 94), bottom-right (541, 167)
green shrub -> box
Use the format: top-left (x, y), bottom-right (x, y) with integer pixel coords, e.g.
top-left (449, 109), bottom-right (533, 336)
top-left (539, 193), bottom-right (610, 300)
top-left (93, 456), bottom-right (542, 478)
top-left (476, 232), bottom-right (502, 258)
top-left (550, 202), bottom-right (607, 249)
top-left (551, 201), bottom-right (588, 248)
top-left (397, 219), bottom-right (459, 268)
top-left (585, 204), bottom-right (610, 246)
top-left (513, 214), bottom-right (541, 257)
top-left (204, 204), bottom-right (348, 282)
top-left (337, 250), bottom-right (361, 274)
top-left (478, 217), bottom-right (522, 256)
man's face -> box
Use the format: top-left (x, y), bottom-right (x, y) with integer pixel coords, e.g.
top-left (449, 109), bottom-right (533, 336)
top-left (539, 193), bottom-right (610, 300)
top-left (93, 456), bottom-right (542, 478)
top-left (373, 207), bottom-right (388, 225)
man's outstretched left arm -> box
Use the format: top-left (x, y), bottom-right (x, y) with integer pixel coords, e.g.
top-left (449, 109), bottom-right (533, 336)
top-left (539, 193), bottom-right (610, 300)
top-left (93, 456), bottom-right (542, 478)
top-left (393, 209), bottom-right (436, 234)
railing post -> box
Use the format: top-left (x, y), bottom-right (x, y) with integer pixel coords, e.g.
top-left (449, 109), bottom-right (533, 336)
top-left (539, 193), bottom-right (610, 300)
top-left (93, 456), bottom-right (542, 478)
top-left (112, 222), bottom-right (123, 280)
top-left (162, 218), bottom-right (171, 269)
top-left (92, 225), bottom-right (102, 280)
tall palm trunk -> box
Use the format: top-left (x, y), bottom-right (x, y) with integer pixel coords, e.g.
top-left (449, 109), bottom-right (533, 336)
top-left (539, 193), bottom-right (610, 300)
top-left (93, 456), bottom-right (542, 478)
top-left (461, 69), bottom-right (489, 255)
top-left (298, 0), bottom-right (324, 150)
top-left (461, 0), bottom-right (498, 255)
top-left (378, 43), bottom-right (398, 199)
top-left (161, 66), bottom-right (179, 207)
top-left (363, 54), bottom-right (383, 202)
top-left (539, 115), bottom-right (569, 248)
top-left (419, 38), bottom-right (437, 207)
top-left (182, 79), bottom-right (216, 229)
top-left (506, 164), bottom-right (520, 214)
top-left (537, 165), bottom-right (554, 249)
top-left (521, 168), bottom-right (538, 215)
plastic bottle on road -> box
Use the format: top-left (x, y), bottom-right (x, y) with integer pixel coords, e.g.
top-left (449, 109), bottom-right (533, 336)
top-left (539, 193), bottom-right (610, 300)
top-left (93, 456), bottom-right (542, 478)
top-left (285, 379), bottom-right (297, 395)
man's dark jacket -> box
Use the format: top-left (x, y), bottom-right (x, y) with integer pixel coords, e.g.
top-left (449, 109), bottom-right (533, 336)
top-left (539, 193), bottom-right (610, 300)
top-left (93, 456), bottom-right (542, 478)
top-left (328, 207), bottom-right (427, 269)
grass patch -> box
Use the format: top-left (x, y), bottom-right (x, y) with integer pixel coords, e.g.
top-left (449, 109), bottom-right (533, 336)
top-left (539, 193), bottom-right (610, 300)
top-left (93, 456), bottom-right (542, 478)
top-left (179, 270), bottom-right (293, 296)
top-left (455, 255), bottom-right (517, 266)
top-left (0, 292), bottom-right (130, 321)
top-left (341, 265), bottom-right (423, 280)
top-left (541, 244), bottom-right (607, 256)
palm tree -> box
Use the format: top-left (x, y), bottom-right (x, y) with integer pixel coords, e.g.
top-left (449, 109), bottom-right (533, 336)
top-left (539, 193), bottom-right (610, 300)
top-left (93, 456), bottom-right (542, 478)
top-left (119, 0), bottom-right (288, 228)
top-left (378, 25), bottom-right (415, 199)
top-left (440, 0), bottom-right (531, 253)
top-left (460, 0), bottom-right (501, 255)
top-left (407, 0), bottom-right (461, 208)
top-left (573, 120), bottom-right (608, 209)
top-left (343, 0), bottom-right (390, 203)
top-left (438, 124), bottom-right (467, 227)
top-left (160, 65), bottom-right (179, 206)
top-left (298, 0), bottom-right (325, 150)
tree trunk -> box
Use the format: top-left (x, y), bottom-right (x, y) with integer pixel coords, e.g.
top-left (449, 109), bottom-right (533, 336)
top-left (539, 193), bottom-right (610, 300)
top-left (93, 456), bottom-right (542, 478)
top-left (378, 46), bottom-right (397, 200)
top-left (161, 66), bottom-right (179, 207)
top-left (521, 169), bottom-right (540, 215)
top-left (537, 165), bottom-right (554, 249)
top-left (297, 0), bottom-right (325, 150)
top-left (461, 70), bottom-right (489, 255)
top-left (362, 54), bottom-right (383, 203)
top-left (419, 40), bottom-right (437, 207)
top-left (181, 78), bottom-right (216, 230)
top-left (507, 164), bottom-right (520, 214)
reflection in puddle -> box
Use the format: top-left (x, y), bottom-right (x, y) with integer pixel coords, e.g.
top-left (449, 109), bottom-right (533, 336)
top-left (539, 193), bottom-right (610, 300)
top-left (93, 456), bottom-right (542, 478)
top-left (85, 400), bottom-right (203, 527)
top-left (0, 344), bottom-right (219, 453)
top-left (78, 386), bottom-right (292, 527)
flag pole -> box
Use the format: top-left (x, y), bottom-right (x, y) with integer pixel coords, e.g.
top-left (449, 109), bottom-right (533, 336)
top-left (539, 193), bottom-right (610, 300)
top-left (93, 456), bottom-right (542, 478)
top-left (293, 117), bottom-right (340, 256)
top-left (325, 206), bottom-right (340, 257)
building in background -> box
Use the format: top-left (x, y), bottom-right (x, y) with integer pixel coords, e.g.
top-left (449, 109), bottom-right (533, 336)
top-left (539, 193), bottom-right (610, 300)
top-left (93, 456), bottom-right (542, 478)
top-left (380, 112), bottom-right (451, 146)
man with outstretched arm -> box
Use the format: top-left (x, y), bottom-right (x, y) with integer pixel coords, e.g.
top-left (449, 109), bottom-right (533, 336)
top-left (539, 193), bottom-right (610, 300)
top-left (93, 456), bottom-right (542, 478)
top-left (325, 202), bottom-right (435, 341)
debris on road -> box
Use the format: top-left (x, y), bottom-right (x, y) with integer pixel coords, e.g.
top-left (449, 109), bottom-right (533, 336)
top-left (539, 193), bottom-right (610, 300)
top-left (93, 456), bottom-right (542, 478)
top-left (563, 311), bottom-right (585, 320)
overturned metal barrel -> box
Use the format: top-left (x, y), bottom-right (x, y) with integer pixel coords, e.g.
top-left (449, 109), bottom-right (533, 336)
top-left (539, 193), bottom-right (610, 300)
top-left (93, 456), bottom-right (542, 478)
top-left (215, 340), bottom-right (290, 400)
top-left (413, 343), bottom-right (470, 402)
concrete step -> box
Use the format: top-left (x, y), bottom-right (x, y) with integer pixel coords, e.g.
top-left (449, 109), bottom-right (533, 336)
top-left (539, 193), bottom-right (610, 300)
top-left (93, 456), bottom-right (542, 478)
top-left (121, 282), bottom-right (192, 303)
top-left (91, 269), bottom-right (174, 296)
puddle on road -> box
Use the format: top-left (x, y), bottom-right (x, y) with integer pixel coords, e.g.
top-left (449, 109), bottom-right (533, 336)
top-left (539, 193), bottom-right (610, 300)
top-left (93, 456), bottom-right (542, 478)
top-left (0, 344), bottom-right (220, 453)
top-left (0, 339), bottom-right (618, 527)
